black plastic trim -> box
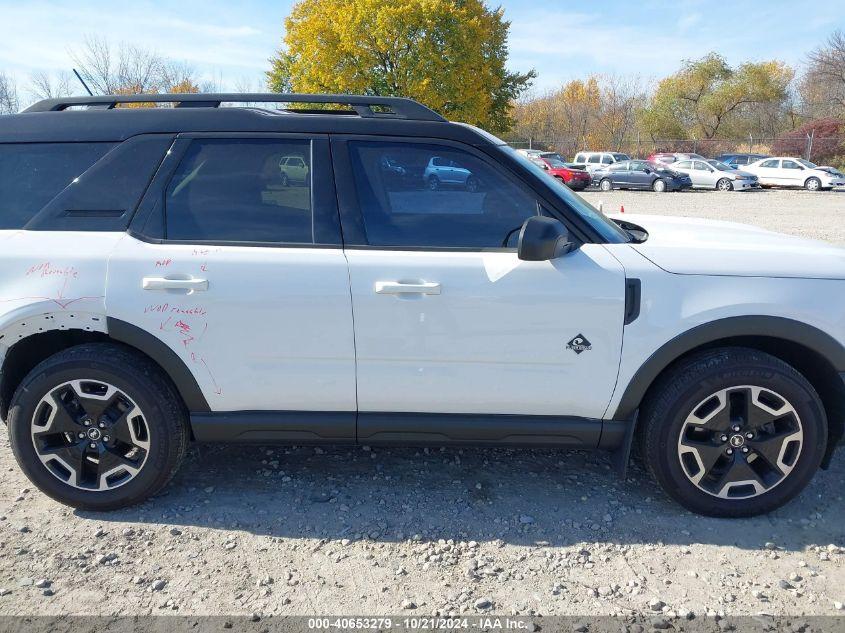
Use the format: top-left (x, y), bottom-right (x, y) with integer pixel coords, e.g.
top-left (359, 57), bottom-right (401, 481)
top-left (191, 411), bottom-right (356, 443)
top-left (624, 278), bottom-right (641, 325)
top-left (612, 316), bottom-right (845, 420)
top-left (106, 317), bottom-right (210, 412)
top-left (357, 412), bottom-right (607, 447)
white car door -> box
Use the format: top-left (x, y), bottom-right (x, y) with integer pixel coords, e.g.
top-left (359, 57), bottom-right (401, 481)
top-left (780, 159), bottom-right (805, 186)
top-left (754, 158), bottom-right (783, 186)
top-left (107, 135), bottom-right (357, 438)
top-left (693, 160), bottom-right (718, 188)
top-left (333, 137), bottom-right (627, 444)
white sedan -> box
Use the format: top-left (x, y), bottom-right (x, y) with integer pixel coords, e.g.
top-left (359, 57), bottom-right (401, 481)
top-left (743, 157), bottom-right (845, 191)
top-left (672, 159), bottom-right (759, 191)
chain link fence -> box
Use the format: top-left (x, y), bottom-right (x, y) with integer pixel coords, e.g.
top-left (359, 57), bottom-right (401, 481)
top-left (505, 135), bottom-right (845, 165)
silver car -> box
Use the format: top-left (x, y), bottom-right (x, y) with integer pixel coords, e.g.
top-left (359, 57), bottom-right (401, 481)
top-left (671, 159), bottom-right (759, 191)
top-left (423, 156), bottom-right (479, 192)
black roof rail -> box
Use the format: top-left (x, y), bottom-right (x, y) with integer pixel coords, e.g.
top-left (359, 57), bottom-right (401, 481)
top-left (23, 93), bottom-right (447, 122)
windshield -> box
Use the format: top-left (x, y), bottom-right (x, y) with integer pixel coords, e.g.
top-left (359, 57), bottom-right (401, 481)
top-left (546, 158), bottom-right (567, 168)
top-left (707, 160), bottom-right (733, 171)
top-left (504, 146), bottom-right (630, 243)
top-left (798, 159), bottom-right (818, 169)
top-left (612, 153), bottom-right (630, 161)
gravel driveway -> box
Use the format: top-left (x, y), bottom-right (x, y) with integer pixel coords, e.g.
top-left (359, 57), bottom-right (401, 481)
top-left (0, 190), bottom-right (842, 622)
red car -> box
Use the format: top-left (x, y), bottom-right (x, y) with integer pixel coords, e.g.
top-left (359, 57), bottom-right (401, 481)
top-left (532, 156), bottom-right (592, 190)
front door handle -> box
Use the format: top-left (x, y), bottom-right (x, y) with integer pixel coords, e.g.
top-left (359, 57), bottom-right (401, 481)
top-left (375, 281), bottom-right (441, 295)
top-left (142, 277), bottom-right (209, 292)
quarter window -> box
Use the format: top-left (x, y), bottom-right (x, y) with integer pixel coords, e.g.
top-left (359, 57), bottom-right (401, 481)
top-left (165, 139), bottom-right (314, 243)
top-left (0, 142), bottom-right (115, 230)
top-left (348, 141), bottom-right (540, 249)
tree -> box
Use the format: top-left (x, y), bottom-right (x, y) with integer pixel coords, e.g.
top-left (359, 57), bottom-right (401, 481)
top-left (267, 0), bottom-right (535, 134)
top-left (800, 30), bottom-right (845, 118)
top-left (772, 117), bottom-right (845, 162)
top-left (0, 72), bottom-right (18, 114)
top-left (512, 75), bottom-right (645, 155)
top-left (29, 71), bottom-right (72, 101)
top-left (638, 53), bottom-right (793, 140)
top-left (70, 36), bottom-right (208, 96)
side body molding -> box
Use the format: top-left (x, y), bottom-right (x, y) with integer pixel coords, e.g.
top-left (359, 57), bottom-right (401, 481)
top-left (613, 315), bottom-right (845, 420)
top-left (106, 317), bottom-right (210, 412)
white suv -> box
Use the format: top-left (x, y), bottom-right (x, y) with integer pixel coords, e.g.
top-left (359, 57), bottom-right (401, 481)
top-left (573, 151), bottom-right (631, 174)
top-left (0, 93), bottom-right (843, 517)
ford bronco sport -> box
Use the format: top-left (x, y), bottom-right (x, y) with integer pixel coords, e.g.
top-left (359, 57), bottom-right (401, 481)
top-left (0, 94), bottom-right (843, 516)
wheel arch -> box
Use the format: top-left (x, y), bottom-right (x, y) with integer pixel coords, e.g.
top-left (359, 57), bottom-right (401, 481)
top-left (0, 316), bottom-right (209, 421)
top-left (614, 316), bottom-right (845, 467)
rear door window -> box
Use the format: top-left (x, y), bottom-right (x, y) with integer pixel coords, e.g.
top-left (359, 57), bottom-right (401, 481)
top-left (0, 143), bottom-right (115, 229)
top-left (165, 138), bottom-right (314, 244)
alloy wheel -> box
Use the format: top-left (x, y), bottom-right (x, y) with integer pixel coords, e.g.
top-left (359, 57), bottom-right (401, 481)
top-left (677, 385), bottom-right (803, 499)
top-left (30, 380), bottom-right (151, 491)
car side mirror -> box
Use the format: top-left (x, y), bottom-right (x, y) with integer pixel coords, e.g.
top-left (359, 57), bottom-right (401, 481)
top-left (518, 216), bottom-right (576, 261)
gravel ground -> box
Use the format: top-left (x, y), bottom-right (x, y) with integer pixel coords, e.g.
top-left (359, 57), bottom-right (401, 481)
top-left (580, 187), bottom-right (845, 246)
top-left (0, 189), bottom-right (843, 621)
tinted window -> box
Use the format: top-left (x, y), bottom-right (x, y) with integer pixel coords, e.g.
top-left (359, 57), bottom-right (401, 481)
top-left (760, 159), bottom-right (780, 168)
top-left (674, 160), bottom-right (692, 169)
top-left (0, 142), bottom-right (114, 230)
top-left (588, 156), bottom-right (601, 163)
top-left (601, 156), bottom-right (613, 164)
top-left (348, 141), bottom-right (539, 249)
top-left (782, 160), bottom-right (802, 170)
top-left (575, 154), bottom-right (585, 163)
top-left (165, 139), bottom-right (313, 243)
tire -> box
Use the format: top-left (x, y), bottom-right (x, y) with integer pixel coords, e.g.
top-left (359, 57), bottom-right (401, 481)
top-left (428, 175), bottom-right (440, 191)
top-left (280, 172), bottom-right (289, 187)
top-left (7, 343), bottom-right (189, 511)
top-left (716, 178), bottom-right (733, 192)
top-left (639, 347), bottom-right (826, 517)
top-left (465, 176), bottom-right (479, 193)
top-left (652, 179), bottom-right (667, 192)
top-left (599, 178), bottom-right (613, 192)
top-left (805, 177), bottom-right (821, 192)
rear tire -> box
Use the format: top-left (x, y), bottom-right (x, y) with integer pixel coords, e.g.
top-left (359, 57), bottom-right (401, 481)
top-left (639, 348), bottom-right (826, 517)
top-left (428, 175), bottom-right (441, 191)
top-left (7, 343), bottom-right (189, 511)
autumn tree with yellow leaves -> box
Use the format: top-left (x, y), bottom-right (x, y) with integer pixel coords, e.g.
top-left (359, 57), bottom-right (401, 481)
top-left (267, 0), bottom-right (535, 134)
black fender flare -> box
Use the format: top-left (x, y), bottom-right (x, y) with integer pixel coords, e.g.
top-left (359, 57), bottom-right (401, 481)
top-left (107, 317), bottom-right (210, 412)
top-left (612, 315), bottom-right (845, 420)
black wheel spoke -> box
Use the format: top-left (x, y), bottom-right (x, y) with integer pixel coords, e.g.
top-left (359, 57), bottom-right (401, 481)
top-left (750, 430), bottom-right (796, 468)
top-left (97, 447), bottom-right (142, 475)
top-left (713, 453), bottom-right (766, 495)
top-left (680, 437), bottom-right (725, 478)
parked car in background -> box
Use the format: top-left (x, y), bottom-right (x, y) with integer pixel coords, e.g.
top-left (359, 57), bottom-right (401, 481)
top-left (423, 156), bottom-right (479, 191)
top-left (715, 153), bottom-right (770, 168)
top-left (530, 156), bottom-right (592, 190)
top-left (671, 159), bottom-right (759, 191)
top-left (593, 159), bottom-right (692, 192)
top-left (574, 151), bottom-right (630, 174)
top-left (647, 152), bottom-right (706, 165)
top-left (743, 157), bottom-right (845, 191)
top-left (278, 154), bottom-right (309, 185)
top-left (515, 149), bottom-right (566, 163)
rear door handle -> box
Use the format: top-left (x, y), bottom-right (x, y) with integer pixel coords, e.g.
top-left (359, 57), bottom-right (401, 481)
top-left (375, 281), bottom-right (441, 295)
top-left (142, 277), bottom-right (209, 292)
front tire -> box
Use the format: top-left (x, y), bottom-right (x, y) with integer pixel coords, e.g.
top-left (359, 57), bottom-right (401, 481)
top-left (716, 178), bottom-right (733, 191)
top-left (652, 179), bottom-right (667, 192)
top-left (599, 178), bottom-right (613, 192)
top-left (805, 177), bottom-right (821, 192)
top-left (639, 348), bottom-right (826, 517)
top-left (465, 176), bottom-right (479, 193)
top-left (428, 175), bottom-right (441, 191)
top-left (7, 343), bottom-right (189, 511)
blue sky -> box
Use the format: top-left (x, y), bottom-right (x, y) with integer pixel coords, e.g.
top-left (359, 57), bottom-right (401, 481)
top-left (0, 0), bottom-right (842, 101)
